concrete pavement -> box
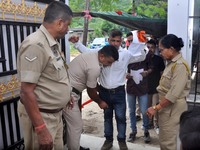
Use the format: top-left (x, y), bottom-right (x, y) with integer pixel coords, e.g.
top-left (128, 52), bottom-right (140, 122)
top-left (80, 134), bottom-right (160, 150)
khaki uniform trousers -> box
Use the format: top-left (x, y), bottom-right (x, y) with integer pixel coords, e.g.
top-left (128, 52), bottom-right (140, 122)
top-left (18, 103), bottom-right (63, 150)
top-left (63, 92), bottom-right (83, 150)
top-left (158, 98), bottom-right (187, 150)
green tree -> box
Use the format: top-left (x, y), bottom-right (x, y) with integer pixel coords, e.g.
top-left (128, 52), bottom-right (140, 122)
top-left (69, 0), bottom-right (167, 39)
top-left (137, 1), bottom-right (167, 19)
top-left (90, 0), bottom-right (118, 11)
top-left (69, 0), bottom-right (129, 38)
top-left (69, 0), bottom-right (121, 11)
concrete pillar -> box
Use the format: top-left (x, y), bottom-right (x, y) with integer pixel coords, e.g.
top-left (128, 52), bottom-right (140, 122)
top-left (65, 0), bottom-right (71, 63)
top-left (167, 0), bottom-right (194, 68)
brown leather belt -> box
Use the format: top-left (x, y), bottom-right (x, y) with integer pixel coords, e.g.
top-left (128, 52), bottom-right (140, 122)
top-left (39, 108), bottom-right (63, 113)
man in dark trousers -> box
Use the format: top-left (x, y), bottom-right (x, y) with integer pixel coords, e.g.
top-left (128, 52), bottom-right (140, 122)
top-left (69, 29), bottom-right (146, 150)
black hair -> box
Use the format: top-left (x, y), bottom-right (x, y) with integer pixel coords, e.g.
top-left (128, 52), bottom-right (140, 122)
top-left (159, 34), bottom-right (184, 52)
top-left (98, 45), bottom-right (119, 61)
top-left (109, 29), bottom-right (123, 38)
top-left (43, 1), bottom-right (73, 23)
top-left (126, 32), bottom-right (133, 37)
top-left (147, 39), bottom-right (157, 46)
top-left (179, 108), bottom-right (200, 150)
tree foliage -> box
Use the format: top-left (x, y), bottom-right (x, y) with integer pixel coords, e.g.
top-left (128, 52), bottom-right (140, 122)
top-left (90, 0), bottom-right (119, 11)
top-left (135, 1), bottom-right (167, 19)
top-left (69, 0), bottom-right (167, 39)
top-left (69, 0), bottom-right (121, 11)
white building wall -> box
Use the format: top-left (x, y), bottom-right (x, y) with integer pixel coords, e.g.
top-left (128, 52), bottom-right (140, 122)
top-left (65, 0), bottom-right (71, 63)
top-left (168, 0), bottom-right (193, 68)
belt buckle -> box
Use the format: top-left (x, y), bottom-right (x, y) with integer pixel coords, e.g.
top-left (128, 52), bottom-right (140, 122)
top-left (110, 89), bottom-right (116, 94)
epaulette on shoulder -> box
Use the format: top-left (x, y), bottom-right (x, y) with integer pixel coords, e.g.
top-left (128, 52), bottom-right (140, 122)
top-left (176, 60), bottom-right (183, 64)
top-left (37, 43), bottom-right (44, 48)
top-left (171, 60), bottom-right (190, 74)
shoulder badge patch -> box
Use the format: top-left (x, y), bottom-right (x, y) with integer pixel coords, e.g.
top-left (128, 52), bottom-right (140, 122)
top-left (25, 56), bottom-right (37, 62)
top-left (37, 43), bottom-right (44, 48)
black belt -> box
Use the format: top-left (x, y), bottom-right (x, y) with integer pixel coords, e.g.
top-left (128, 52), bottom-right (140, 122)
top-left (72, 87), bottom-right (81, 95)
top-left (39, 108), bottom-right (63, 113)
top-left (99, 85), bottom-right (125, 93)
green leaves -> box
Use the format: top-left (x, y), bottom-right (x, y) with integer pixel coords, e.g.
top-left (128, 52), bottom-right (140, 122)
top-left (69, 0), bottom-right (167, 38)
top-left (133, 0), bottom-right (167, 19)
top-left (90, 0), bottom-right (120, 11)
top-left (69, 0), bottom-right (85, 11)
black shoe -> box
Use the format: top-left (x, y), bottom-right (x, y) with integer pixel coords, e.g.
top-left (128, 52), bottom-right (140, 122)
top-left (127, 132), bottom-right (136, 142)
top-left (101, 140), bottom-right (113, 150)
top-left (148, 123), bottom-right (154, 129)
top-left (118, 141), bottom-right (128, 150)
top-left (136, 115), bottom-right (141, 121)
top-left (80, 146), bottom-right (90, 150)
top-left (144, 131), bottom-right (151, 143)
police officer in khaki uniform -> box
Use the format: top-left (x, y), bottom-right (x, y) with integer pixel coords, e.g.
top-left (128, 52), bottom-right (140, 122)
top-left (17, 2), bottom-right (72, 150)
top-left (147, 34), bottom-right (191, 150)
top-left (63, 45), bottom-right (119, 150)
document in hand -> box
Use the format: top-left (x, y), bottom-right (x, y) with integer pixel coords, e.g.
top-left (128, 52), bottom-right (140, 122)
top-left (128, 42), bottom-right (146, 56)
top-left (130, 68), bottom-right (144, 84)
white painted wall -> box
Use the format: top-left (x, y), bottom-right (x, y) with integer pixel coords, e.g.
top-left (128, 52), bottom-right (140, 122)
top-left (188, 0), bottom-right (195, 69)
top-left (168, 3), bottom-right (196, 149)
top-left (65, 0), bottom-right (71, 63)
top-left (167, 0), bottom-right (193, 68)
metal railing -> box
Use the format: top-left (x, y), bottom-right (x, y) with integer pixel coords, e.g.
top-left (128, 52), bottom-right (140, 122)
top-left (0, 97), bottom-right (24, 150)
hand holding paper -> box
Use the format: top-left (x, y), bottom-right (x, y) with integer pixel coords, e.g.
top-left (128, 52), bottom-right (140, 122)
top-left (130, 69), bottom-right (144, 84)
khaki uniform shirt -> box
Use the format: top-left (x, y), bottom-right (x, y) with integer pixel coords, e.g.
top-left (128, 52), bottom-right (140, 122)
top-left (157, 53), bottom-right (191, 150)
top-left (68, 52), bottom-right (101, 92)
top-left (157, 53), bottom-right (191, 103)
top-left (17, 25), bottom-right (71, 110)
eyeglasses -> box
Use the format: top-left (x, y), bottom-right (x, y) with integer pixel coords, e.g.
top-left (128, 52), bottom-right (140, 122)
top-left (128, 40), bottom-right (133, 43)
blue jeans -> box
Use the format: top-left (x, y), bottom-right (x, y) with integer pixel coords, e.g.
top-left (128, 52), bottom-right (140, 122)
top-left (99, 88), bottom-right (126, 142)
top-left (127, 93), bottom-right (149, 133)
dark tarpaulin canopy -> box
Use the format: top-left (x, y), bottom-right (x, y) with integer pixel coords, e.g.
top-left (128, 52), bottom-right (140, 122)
top-left (73, 11), bottom-right (167, 38)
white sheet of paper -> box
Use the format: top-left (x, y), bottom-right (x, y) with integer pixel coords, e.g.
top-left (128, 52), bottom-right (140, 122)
top-left (127, 42), bottom-right (145, 56)
top-left (130, 69), bottom-right (144, 84)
